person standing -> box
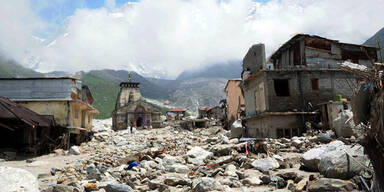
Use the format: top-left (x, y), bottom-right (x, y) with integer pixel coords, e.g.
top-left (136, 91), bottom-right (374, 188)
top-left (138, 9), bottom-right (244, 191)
top-left (130, 120), bottom-right (134, 134)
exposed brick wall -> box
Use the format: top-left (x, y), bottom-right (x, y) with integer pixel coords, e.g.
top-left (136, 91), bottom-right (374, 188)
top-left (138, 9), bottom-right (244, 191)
top-left (264, 70), bottom-right (357, 112)
top-left (246, 115), bottom-right (301, 138)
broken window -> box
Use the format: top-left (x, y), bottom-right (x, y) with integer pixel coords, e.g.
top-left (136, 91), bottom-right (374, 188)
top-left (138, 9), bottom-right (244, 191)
top-left (276, 129), bottom-right (284, 138)
top-left (311, 78), bottom-right (319, 91)
top-left (277, 128), bottom-right (294, 138)
top-left (284, 129), bottom-right (291, 139)
top-left (293, 42), bottom-right (301, 65)
top-left (274, 79), bottom-right (290, 96)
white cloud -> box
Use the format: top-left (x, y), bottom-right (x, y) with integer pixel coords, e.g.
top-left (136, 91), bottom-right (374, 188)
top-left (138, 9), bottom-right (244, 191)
top-left (0, 0), bottom-right (43, 61)
top-left (105, 0), bottom-right (116, 10)
top-left (1, 0), bottom-right (384, 78)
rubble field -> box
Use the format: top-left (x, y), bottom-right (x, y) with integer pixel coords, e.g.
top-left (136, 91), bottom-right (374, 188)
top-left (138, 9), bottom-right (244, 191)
top-left (1, 119), bottom-right (371, 192)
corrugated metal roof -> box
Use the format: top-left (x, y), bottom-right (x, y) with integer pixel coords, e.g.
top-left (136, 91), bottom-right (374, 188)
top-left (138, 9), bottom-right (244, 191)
top-left (0, 78), bottom-right (80, 100)
top-left (0, 77), bottom-right (78, 80)
top-left (0, 97), bottom-right (55, 129)
top-left (168, 108), bottom-right (186, 112)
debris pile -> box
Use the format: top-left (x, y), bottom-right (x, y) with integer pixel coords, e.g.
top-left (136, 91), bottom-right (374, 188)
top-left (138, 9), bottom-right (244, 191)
top-left (27, 120), bottom-right (372, 192)
top-left (342, 61), bottom-right (384, 191)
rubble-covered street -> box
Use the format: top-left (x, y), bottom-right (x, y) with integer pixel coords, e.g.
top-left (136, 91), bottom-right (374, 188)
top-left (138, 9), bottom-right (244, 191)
top-left (1, 118), bottom-right (372, 192)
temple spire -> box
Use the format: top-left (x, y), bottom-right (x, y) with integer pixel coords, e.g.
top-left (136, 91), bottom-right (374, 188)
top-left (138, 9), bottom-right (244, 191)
top-left (128, 72), bottom-right (132, 82)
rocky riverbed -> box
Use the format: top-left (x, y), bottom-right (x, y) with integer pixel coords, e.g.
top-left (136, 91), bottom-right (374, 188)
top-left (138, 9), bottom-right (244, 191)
top-left (0, 119), bottom-right (372, 192)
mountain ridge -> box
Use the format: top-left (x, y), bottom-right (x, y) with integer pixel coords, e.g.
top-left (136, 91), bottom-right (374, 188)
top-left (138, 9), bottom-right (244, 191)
top-left (364, 27), bottom-right (384, 61)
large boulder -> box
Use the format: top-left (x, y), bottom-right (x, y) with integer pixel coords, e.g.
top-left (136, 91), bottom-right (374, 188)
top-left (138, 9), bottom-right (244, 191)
top-left (0, 166), bottom-right (39, 192)
top-left (251, 158), bottom-right (279, 172)
top-left (308, 178), bottom-right (355, 192)
top-left (301, 141), bottom-right (344, 171)
top-left (318, 144), bottom-right (368, 179)
top-left (186, 146), bottom-right (213, 165)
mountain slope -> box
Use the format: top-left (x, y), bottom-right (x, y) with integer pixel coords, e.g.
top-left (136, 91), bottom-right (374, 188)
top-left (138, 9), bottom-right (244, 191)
top-left (364, 27), bottom-right (384, 61)
top-left (0, 56), bottom-right (43, 78)
top-left (176, 60), bottom-right (242, 81)
top-left (81, 73), bottom-right (120, 119)
top-left (80, 69), bottom-right (172, 118)
top-left (169, 77), bottom-right (227, 115)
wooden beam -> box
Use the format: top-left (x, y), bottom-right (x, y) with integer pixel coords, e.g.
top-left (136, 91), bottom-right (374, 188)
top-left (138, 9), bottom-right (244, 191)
top-left (0, 122), bottom-right (15, 131)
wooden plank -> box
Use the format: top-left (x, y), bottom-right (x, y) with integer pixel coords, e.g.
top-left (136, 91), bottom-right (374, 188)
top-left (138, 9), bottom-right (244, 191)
top-left (0, 122), bottom-right (15, 131)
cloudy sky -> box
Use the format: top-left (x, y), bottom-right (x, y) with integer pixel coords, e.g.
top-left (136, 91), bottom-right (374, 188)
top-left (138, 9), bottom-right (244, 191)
top-left (0, 0), bottom-right (383, 78)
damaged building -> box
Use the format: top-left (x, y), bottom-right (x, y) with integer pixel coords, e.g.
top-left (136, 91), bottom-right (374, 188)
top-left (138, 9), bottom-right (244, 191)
top-left (0, 77), bottom-right (99, 145)
top-left (0, 97), bottom-right (64, 154)
top-left (242, 34), bottom-right (378, 138)
top-left (224, 79), bottom-right (246, 128)
top-left (112, 78), bottom-right (162, 130)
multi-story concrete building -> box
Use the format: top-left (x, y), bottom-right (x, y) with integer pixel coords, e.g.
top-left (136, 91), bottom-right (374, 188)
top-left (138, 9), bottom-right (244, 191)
top-left (242, 34), bottom-right (378, 138)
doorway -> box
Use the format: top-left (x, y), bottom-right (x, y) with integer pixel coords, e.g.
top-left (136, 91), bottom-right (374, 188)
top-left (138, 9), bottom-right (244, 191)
top-left (136, 117), bottom-right (143, 127)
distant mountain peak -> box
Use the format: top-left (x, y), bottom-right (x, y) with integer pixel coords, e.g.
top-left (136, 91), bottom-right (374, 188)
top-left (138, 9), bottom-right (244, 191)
top-left (364, 27), bottom-right (384, 61)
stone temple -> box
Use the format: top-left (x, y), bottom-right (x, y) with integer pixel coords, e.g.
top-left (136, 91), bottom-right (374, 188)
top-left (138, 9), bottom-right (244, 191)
top-left (112, 76), bottom-right (162, 130)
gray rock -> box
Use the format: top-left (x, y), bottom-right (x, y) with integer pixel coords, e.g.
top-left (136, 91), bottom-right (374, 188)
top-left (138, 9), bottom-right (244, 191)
top-left (105, 184), bottom-right (134, 192)
top-left (160, 155), bottom-right (189, 173)
top-left (52, 184), bottom-right (74, 192)
top-left (206, 137), bottom-right (219, 143)
top-left (141, 160), bottom-right (157, 169)
top-left (318, 144), bottom-right (368, 179)
top-left (164, 175), bottom-right (190, 186)
top-left (69, 146), bottom-right (81, 155)
top-left (164, 163), bottom-right (189, 173)
top-left (224, 164), bottom-right (237, 177)
top-left (291, 139), bottom-right (303, 147)
top-left (0, 166), bottom-right (39, 192)
top-left (308, 178), bottom-right (354, 192)
top-left (214, 155), bottom-right (234, 165)
top-left (86, 164), bottom-right (101, 180)
top-left (193, 177), bottom-right (223, 192)
top-left (308, 136), bottom-right (318, 142)
top-left (221, 136), bottom-right (230, 144)
top-left (301, 141), bottom-right (344, 171)
top-left (162, 155), bottom-right (180, 165)
top-left (113, 136), bottom-right (129, 146)
top-left (229, 138), bottom-right (239, 144)
top-left (278, 171), bottom-right (298, 180)
top-left (251, 158), bottom-right (279, 172)
top-left (210, 144), bottom-right (235, 156)
top-left (242, 176), bottom-right (262, 186)
top-left (148, 179), bottom-right (169, 191)
top-left (186, 146), bottom-right (213, 165)
top-left (260, 175), bottom-right (271, 184)
top-left (318, 133), bottom-right (332, 143)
